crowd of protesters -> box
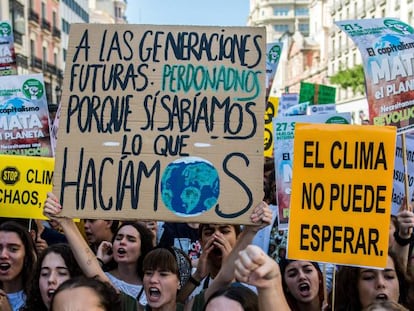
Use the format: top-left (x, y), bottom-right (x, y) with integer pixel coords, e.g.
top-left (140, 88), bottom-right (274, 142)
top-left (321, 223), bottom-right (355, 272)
top-left (0, 157), bottom-right (414, 311)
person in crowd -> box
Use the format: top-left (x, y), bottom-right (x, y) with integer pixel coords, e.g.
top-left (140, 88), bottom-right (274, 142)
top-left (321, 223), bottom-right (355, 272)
top-left (83, 218), bottom-right (119, 254)
top-left (0, 218), bottom-right (51, 256)
top-left (203, 285), bottom-right (258, 311)
top-left (97, 221), bottom-right (154, 302)
top-left (334, 252), bottom-right (410, 310)
top-left (0, 221), bottom-right (37, 311)
top-left (234, 244), bottom-right (290, 311)
top-left (185, 201), bottom-right (273, 310)
top-left (43, 192), bottom-right (154, 306)
top-left (363, 300), bottom-right (409, 311)
top-left (34, 219), bottom-right (67, 248)
top-left (389, 215), bottom-right (398, 249)
top-left (178, 222), bottom-right (241, 303)
top-left (139, 221), bottom-right (161, 247)
top-left (389, 198), bottom-right (414, 275)
top-left (49, 276), bottom-right (127, 311)
top-left (24, 243), bottom-right (83, 310)
top-left (278, 258), bottom-right (324, 311)
top-left (158, 222), bottom-right (202, 266)
top-left (142, 247), bottom-right (192, 311)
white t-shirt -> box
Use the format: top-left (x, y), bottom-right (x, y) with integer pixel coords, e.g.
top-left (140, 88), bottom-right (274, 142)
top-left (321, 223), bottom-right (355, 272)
top-left (105, 272), bottom-right (147, 305)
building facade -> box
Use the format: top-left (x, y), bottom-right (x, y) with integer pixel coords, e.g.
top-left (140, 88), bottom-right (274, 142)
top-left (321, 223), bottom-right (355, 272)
top-left (248, 0), bottom-right (414, 122)
top-left (0, 0), bottom-right (127, 109)
top-left (89, 0), bottom-right (127, 24)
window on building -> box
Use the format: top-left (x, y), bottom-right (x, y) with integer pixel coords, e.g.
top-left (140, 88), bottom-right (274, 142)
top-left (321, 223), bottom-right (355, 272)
top-left (299, 23), bottom-right (309, 34)
top-left (30, 39), bottom-right (35, 57)
top-left (273, 24), bottom-right (290, 32)
top-left (43, 46), bottom-right (47, 64)
top-left (41, 1), bottom-right (46, 19)
top-left (395, 0), bottom-right (400, 9)
top-left (9, 1), bottom-right (25, 36)
top-left (53, 11), bottom-right (57, 28)
top-left (274, 7), bottom-right (289, 16)
top-left (45, 81), bottom-right (52, 104)
top-left (62, 19), bottom-right (70, 34)
top-left (295, 7), bottom-right (308, 16)
top-left (54, 52), bottom-right (58, 66)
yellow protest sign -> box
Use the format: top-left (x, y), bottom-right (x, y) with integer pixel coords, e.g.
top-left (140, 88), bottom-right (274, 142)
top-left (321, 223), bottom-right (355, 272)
top-left (53, 24), bottom-right (266, 223)
top-left (264, 96), bottom-right (278, 157)
top-left (288, 124), bottom-right (396, 268)
top-left (0, 154), bottom-right (54, 219)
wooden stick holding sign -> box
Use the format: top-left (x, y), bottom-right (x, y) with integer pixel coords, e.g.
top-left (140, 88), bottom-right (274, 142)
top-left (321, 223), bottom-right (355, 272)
top-left (401, 134), bottom-right (411, 209)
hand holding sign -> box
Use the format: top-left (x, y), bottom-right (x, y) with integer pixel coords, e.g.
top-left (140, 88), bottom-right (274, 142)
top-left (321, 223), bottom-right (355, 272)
top-left (396, 197), bottom-right (414, 240)
top-left (43, 192), bottom-right (64, 222)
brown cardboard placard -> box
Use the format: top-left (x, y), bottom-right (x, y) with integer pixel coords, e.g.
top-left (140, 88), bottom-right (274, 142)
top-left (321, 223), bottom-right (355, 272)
top-left (53, 24), bottom-right (266, 224)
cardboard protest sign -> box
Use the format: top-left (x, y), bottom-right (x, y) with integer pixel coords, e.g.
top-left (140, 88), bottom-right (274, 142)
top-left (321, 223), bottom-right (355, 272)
top-left (336, 18), bottom-right (414, 133)
top-left (0, 21), bottom-right (17, 76)
top-left (53, 24), bottom-right (266, 223)
top-left (273, 113), bottom-right (351, 230)
top-left (288, 124), bottom-right (396, 268)
top-left (0, 74), bottom-right (53, 157)
top-left (0, 154), bottom-right (54, 219)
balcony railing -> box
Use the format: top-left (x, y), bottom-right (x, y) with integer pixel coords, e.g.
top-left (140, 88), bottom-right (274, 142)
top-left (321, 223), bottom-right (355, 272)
top-left (52, 27), bottom-right (61, 38)
top-left (45, 62), bottom-right (59, 75)
top-left (16, 55), bottom-right (28, 69)
top-left (31, 56), bottom-right (43, 70)
top-left (29, 9), bottom-right (39, 24)
top-left (13, 31), bottom-right (22, 45)
top-left (41, 19), bottom-right (51, 32)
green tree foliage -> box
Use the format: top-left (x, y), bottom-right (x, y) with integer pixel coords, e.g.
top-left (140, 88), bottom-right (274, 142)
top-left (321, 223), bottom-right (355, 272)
top-left (329, 64), bottom-right (366, 94)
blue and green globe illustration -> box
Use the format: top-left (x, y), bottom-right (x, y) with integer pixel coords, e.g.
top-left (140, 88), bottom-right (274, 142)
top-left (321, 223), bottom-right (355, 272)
top-left (161, 157), bottom-right (220, 216)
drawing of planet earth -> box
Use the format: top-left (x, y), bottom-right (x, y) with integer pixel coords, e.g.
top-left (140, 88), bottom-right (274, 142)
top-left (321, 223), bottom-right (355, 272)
top-left (161, 157), bottom-right (220, 216)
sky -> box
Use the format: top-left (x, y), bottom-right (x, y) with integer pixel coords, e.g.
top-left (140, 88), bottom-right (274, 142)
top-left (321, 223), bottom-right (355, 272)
top-left (125, 0), bottom-right (250, 26)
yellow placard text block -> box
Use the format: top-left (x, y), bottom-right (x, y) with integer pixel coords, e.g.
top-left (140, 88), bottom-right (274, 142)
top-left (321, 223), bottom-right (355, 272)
top-left (264, 96), bottom-right (278, 157)
top-left (0, 155), bottom-right (54, 219)
top-left (288, 124), bottom-right (396, 268)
